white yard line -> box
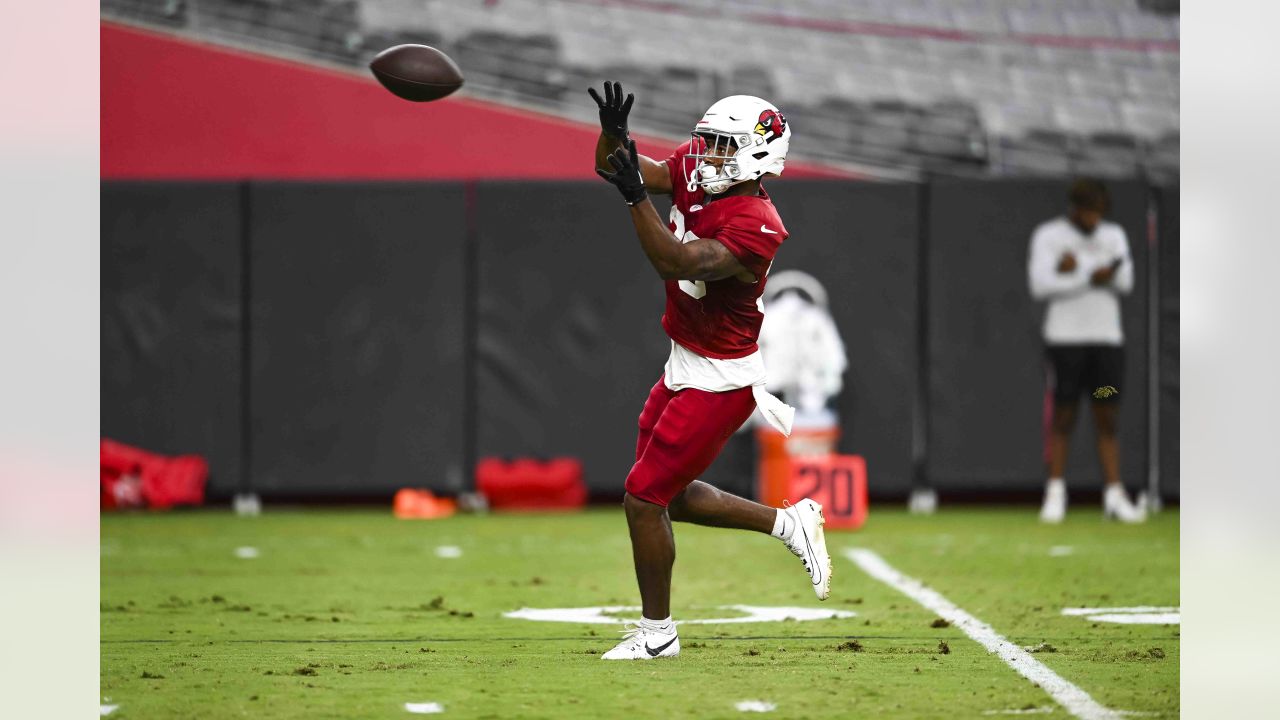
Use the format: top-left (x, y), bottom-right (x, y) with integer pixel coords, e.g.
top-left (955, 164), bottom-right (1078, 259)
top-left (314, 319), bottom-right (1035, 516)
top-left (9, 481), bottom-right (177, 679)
top-left (1060, 607), bottom-right (1176, 616)
top-left (844, 549), bottom-right (1122, 720)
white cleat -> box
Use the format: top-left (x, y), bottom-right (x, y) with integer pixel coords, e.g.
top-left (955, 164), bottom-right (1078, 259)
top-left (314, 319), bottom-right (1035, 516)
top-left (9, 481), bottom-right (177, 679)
top-left (1040, 481), bottom-right (1066, 524)
top-left (781, 499), bottom-right (832, 600)
top-left (1103, 484), bottom-right (1147, 523)
top-left (600, 623), bottom-right (680, 660)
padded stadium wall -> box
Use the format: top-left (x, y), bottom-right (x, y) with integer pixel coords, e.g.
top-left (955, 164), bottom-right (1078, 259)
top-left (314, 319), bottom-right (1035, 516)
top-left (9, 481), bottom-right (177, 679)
top-left (101, 179), bottom-right (1179, 501)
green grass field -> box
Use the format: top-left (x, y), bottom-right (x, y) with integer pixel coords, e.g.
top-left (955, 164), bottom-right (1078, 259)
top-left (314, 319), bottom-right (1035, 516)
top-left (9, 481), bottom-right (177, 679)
top-left (101, 507), bottom-right (1178, 719)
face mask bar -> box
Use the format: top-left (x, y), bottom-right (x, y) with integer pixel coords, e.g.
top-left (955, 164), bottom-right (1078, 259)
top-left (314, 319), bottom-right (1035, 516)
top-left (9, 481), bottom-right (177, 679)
top-left (684, 130), bottom-right (750, 194)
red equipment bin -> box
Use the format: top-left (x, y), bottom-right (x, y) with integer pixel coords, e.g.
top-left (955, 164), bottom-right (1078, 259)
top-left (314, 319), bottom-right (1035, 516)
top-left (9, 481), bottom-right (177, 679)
top-left (475, 457), bottom-right (587, 511)
top-left (100, 438), bottom-right (208, 510)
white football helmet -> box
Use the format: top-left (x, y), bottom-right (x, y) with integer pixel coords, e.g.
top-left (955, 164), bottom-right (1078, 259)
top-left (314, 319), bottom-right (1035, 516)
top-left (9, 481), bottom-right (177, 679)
top-left (684, 95), bottom-right (791, 195)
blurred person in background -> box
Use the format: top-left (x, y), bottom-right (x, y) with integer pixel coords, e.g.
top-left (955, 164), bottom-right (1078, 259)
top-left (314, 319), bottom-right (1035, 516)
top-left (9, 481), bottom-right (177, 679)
top-left (1028, 179), bottom-right (1146, 524)
top-left (757, 270), bottom-right (847, 440)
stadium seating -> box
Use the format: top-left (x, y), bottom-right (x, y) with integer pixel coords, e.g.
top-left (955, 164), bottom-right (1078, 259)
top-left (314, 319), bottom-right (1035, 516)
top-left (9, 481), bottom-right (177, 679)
top-left (101, 0), bottom-right (1178, 179)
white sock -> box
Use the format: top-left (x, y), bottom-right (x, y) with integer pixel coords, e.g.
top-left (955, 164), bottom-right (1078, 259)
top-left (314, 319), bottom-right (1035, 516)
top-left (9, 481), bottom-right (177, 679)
top-left (771, 508), bottom-right (793, 540)
top-left (640, 616), bottom-right (674, 634)
top-left (1046, 477), bottom-right (1065, 492)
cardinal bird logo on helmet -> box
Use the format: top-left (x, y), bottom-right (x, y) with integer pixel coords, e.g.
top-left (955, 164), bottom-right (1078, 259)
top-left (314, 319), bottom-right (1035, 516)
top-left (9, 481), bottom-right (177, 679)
top-left (754, 109), bottom-right (787, 144)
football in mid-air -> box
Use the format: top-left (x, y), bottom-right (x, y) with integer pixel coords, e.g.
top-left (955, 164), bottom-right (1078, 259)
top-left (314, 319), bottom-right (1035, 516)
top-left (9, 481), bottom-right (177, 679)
top-left (369, 44), bottom-right (464, 102)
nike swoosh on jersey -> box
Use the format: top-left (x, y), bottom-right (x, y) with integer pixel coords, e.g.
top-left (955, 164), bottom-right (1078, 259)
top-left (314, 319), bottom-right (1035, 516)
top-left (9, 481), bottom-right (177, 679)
top-left (760, 225), bottom-right (779, 234)
top-left (645, 636), bottom-right (678, 656)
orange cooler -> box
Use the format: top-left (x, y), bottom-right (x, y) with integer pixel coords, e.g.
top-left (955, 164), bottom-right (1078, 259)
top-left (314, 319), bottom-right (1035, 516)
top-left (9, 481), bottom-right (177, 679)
top-left (756, 427), bottom-right (867, 530)
top-left (755, 425), bottom-right (840, 508)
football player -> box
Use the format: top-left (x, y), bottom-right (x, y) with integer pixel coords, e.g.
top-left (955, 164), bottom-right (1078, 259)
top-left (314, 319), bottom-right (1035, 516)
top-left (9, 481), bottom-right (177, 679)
top-left (589, 81), bottom-right (832, 661)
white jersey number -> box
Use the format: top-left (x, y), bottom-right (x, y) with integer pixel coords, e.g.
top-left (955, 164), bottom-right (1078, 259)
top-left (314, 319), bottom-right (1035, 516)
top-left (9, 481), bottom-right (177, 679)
top-left (670, 205), bottom-right (706, 299)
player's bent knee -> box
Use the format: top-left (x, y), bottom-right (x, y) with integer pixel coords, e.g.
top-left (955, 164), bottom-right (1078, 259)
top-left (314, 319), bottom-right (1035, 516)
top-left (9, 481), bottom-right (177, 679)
top-left (623, 492), bottom-right (663, 516)
top-left (624, 478), bottom-right (670, 508)
top-left (625, 460), bottom-right (684, 508)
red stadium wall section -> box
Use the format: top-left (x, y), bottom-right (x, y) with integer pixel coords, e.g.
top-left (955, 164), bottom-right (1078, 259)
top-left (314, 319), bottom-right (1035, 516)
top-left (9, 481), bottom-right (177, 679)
top-left (101, 22), bottom-right (854, 180)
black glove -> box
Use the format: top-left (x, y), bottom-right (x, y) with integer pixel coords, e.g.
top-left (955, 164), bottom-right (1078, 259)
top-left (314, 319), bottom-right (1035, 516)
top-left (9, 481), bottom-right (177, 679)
top-left (587, 81), bottom-right (634, 141)
top-left (596, 139), bottom-right (647, 206)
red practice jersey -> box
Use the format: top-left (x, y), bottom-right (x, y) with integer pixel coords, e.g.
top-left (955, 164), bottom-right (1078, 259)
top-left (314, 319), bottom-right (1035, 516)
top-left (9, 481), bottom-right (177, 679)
top-left (660, 140), bottom-right (789, 360)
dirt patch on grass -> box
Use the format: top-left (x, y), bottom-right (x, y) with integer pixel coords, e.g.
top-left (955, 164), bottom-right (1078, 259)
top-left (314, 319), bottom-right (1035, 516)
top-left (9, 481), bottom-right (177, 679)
top-left (836, 640), bottom-right (864, 652)
top-left (1027, 642), bottom-right (1058, 653)
top-left (930, 618), bottom-right (950, 628)
top-left (402, 595), bottom-right (473, 617)
top-left (937, 641), bottom-right (950, 654)
top-left (293, 667), bottom-right (318, 676)
top-left (140, 671), bottom-right (165, 679)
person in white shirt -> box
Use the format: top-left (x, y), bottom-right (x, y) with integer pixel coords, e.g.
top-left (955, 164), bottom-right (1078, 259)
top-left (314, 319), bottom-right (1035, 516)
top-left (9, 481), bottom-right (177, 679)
top-left (1027, 179), bottom-right (1146, 523)
top-left (758, 271), bottom-right (848, 425)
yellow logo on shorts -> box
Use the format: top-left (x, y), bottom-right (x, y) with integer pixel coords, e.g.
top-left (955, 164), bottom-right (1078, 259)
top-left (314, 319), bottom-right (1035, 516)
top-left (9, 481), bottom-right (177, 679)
top-left (1093, 385), bottom-right (1119, 399)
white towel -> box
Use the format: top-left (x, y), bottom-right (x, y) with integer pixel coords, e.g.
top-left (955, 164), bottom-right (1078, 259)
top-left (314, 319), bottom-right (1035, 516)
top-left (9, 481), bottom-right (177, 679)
top-left (752, 384), bottom-right (795, 437)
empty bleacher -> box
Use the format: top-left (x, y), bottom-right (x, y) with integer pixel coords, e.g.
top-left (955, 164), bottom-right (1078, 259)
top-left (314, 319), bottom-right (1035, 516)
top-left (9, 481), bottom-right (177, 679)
top-left (101, 0), bottom-right (1179, 180)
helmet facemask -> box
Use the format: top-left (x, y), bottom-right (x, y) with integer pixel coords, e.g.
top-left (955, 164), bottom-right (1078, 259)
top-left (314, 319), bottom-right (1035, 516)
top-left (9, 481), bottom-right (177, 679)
top-left (684, 131), bottom-right (751, 195)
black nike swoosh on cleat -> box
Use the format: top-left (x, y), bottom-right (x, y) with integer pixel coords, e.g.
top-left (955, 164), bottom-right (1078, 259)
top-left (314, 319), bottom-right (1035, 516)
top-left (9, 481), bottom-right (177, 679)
top-left (797, 524), bottom-right (823, 585)
top-left (645, 636), bottom-right (678, 657)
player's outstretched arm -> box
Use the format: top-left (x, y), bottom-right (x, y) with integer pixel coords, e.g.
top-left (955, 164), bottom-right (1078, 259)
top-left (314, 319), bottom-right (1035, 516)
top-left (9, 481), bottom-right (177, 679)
top-left (597, 141), bottom-right (746, 282)
top-left (588, 81), bottom-right (671, 194)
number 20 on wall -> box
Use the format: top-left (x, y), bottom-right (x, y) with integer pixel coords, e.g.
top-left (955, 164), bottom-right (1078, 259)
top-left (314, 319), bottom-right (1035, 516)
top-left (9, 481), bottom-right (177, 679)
top-left (787, 455), bottom-right (868, 530)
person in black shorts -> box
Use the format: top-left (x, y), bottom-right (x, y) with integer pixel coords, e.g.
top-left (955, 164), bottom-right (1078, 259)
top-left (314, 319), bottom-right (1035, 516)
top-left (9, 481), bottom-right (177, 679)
top-left (1028, 179), bottom-right (1145, 523)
